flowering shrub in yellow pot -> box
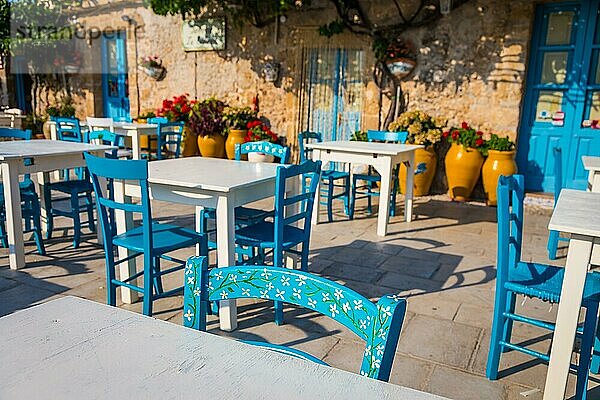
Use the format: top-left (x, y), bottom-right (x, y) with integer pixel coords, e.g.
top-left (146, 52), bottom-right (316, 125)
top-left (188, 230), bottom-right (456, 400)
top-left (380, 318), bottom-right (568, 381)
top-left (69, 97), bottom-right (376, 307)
top-left (443, 122), bottom-right (485, 202)
top-left (482, 134), bottom-right (517, 206)
top-left (389, 110), bottom-right (444, 196)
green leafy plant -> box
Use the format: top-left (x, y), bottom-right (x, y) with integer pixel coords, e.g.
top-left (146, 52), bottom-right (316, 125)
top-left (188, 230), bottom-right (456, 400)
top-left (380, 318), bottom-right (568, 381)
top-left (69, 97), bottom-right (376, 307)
top-left (45, 96), bottom-right (75, 118)
top-left (350, 130), bottom-right (368, 142)
top-left (389, 110), bottom-right (445, 147)
top-left (483, 134), bottom-right (514, 156)
top-left (138, 111), bottom-right (156, 120)
top-left (223, 106), bottom-right (257, 130)
top-left (443, 122), bottom-right (486, 153)
top-left (319, 20), bottom-right (345, 38)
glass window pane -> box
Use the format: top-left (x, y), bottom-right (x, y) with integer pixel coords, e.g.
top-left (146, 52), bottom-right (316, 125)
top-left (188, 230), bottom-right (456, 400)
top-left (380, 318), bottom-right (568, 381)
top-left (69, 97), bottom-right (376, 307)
top-left (546, 11), bottom-right (575, 45)
top-left (535, 90), bottom-right (564, 122)
top-left (588, 91), bottom-right (600, 120)
top-left (540, 52), bottom-right (569, 84)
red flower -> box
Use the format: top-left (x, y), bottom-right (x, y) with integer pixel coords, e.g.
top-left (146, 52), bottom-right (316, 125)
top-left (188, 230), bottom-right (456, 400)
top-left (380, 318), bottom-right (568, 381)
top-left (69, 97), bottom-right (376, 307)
top-left (475, 138), bottom-right (484, 147)
top-left (476, 131), bottom-right (483, 136)
top-left (461, 122), bottom-right (469, 129)
top-left (451, 130), bottom-right (459, 140)
top-left (592, 120), bottom-right (599, 129)
top-left (443, 131), bottom-right (449, 138)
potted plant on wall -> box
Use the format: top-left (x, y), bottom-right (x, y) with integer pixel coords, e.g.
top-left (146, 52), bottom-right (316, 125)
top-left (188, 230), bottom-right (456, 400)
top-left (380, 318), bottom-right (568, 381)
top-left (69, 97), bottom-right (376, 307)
top-left (443, 122), bottom-right (486, 202)
top-left (482, 134), bottom-right (517, 206)
top-left (156, 94), bottom-right (197, 156)
top-left (223, 106), bottom-right (257, 160)
top-left (140, 55), bottom-right (166, 81)
top-left (389, 110), bottom-right (444, 196)
top-left (188, 97), bottom-right (227, 158)
top-left (244, 119), bottom-right (279, 163)
top-left (373, 37), bottom-right (417, 79)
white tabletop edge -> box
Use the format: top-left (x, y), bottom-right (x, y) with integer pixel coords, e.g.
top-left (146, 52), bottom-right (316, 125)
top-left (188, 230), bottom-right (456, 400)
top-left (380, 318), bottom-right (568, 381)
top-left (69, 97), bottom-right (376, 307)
top-left (0, 140), bottom-right (116, 160)
top-left (549, 189), bottom-right (600, 237)
top-left (582, 155), bottom-right (600, 171)
top-left (305, 140), bottom-right (423, 155)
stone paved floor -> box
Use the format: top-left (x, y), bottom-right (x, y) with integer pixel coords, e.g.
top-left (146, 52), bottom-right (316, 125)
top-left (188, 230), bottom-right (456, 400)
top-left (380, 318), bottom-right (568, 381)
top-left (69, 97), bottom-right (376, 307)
top-left (0, 195), bottom-right (597, 400)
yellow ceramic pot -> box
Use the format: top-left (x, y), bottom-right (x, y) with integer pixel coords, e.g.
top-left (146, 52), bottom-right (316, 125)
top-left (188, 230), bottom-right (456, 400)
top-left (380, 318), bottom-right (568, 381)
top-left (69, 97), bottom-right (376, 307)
top-left (399, 147), bottom-right (437, 196)
top-left (445, 143), bottom-right (484, 202)
top-left (482, 150), bottom-right (517, 206)
top-left (225, 129), bottom-right (247, 160)
top-left (197, 133), bottom-right (225, 158)
top-left (181, 126), bottom-right (199, 157)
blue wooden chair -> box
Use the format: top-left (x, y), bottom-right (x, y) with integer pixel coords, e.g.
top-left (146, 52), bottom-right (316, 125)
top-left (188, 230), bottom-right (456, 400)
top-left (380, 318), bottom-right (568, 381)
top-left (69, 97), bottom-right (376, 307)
top-left (235, 160), bottom-right (321, 324)
top-left (155, 121), bottom-right (184, 160)
top-left (141, 117), bottom-right (168, 157)
top-left (547, 147), bottom-right (569, 260)
top-left (44, 117), bottom-right (95, 248)
top-left (0, 128), bottom-right (45, 255)
top-left (112, 116), bottom-right (133, 123)
top-left (85, 129), bottom-right (127, 159)
top-left (183, 255), bottom-right (407, 381)
top-left (298, 131), bottom-right (350, 222)
top-left (84, 153), bottom-right (208, 316)
top-left (198, 142), bottom-right (291, 254)
top-left (235, 141), bottom-right (290, 164)
top-left (486, 174), bottom-right (600, 399)
top-left (349, 130), bottom-right (408, 220)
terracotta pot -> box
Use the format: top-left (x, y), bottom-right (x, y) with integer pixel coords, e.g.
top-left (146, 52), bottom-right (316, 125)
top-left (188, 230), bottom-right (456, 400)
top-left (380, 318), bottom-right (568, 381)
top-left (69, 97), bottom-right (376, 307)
top-left (181, 126), bottom-right (199, 157)
top-left (444, 143), bottom-right (484, 202)
top-left (226, 129), bottom-right (247, 160)
top-left (399, 147), bottom-right (437, 196)
top-left (197, 133), bottom-right (225, 158)
top-left (248, 152), bottom-right (275, 163)
top-left (482, 150), bottom-right (517, 206)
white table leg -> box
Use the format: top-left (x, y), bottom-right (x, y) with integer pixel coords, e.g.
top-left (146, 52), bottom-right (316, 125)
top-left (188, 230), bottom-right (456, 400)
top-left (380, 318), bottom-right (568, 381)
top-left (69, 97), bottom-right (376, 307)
top-left (589, 170), bottom-right (600, 193)
top-left (114, 179), bottom-right (138, 304)
top-left (216, 194), bottom-right (237, 331)
top-left (311, 149), bottom-right (322, 226)
top-left (2, 160), bottom-right (25, 269)
top-left (195, 206), bottom-right (204, 256)
top-left (131, 132), bottom-right (141, 160)
top-left (36, 171), bottom-right (50, 235)
top-left (543, 235), bottom-right (594, 400)
top-left (404, 152), bottom-right (416, 222)
top-left (376, 158), bottom-right (393, 237)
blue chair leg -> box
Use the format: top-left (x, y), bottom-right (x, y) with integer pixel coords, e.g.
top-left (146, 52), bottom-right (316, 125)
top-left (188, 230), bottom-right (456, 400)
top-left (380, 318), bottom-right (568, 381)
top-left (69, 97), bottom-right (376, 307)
top-left (86, 192), bottom-right (95, 233)
top-left (486, 287), bottom-right (509, 379)
top-left (142, 253), bottom-right (154, 316)
top-left (44, 187), bottom-right (54, 240)
top-left (327, 179), bottom-right (334, 223)
top-left (106, 258), bottom-right (117, 307)
top-left (0, 217), bottom-right (7, 248)
top-left (366, 185), bottom-right (373, 215)
top-left (300, 244), bottom-right (309, 272)
top-left (547, 230), bottom-right (559, 260)
top-left (349, 178), bottom-right (357, 220)
top-left (502, 292), bottom-right (516, 351)
top-left (590, 318), bottom-right (600, 374)
top-left (31, 199), bottom-right (46, 256)
top-left (153, 257), bottom-right (164, 295)
top-left (576, 302), bottom-right (599, 400)
top-left (70, 191), bottom-right (81, 248)
top-left (342, 176), bottom-right (350, 216)
top-left (274, 300), bottom-right (284, 326)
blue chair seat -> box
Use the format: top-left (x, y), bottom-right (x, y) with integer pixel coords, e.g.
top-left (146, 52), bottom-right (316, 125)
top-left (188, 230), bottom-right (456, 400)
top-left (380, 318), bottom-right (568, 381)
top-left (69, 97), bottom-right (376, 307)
top-left (235, 221), bottom-right (304, 249)
top-left (352, 173), bottom-right (381, 183)
top-left (0, 179), bottom-right (37, 201)
top-left (48, 179), bottom-right (93, 194)
top-left (113, 223), bottom-right (204, 254)
top-left (242, 340), bottom-right (329, 366)
top-left (322, 170), bottom-right (349, 180)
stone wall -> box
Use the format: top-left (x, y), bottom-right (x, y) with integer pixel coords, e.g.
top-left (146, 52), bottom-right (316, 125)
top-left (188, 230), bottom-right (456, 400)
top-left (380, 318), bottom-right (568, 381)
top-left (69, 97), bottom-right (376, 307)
top-left (36, 0), bottom-right (535, 173)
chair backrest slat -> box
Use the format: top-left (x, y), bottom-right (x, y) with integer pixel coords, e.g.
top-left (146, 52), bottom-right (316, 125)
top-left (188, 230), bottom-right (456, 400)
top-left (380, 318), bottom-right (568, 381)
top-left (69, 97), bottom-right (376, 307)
top-left (367, 130), bottom-right (408, 144)
top-left (235, 141), bottom-right (290, 164)
top-left (113, 116), bottom-right (132, 123)
top-left (156, 121), bottom-right (184, 160)
top-left (0, 128), bottom-right (33, 177)
top-left (298, 131), bottom-right (322, 163)
top-left (147, 117), bottom-right (168, 124)
top-left (497, 174), bottom-right (524, 276)
top-left (272, 161), bottom-right (321, 266)
top-left (85, 129), bottom-right (125, 159)
top-left (54, 117), bottom-right (83, 143)
top-left (183, 256), bottom-right (407, 381)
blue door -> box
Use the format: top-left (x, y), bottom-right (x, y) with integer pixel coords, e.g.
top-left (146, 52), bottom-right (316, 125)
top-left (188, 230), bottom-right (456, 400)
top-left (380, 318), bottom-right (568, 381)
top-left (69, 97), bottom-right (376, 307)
top-left (303, 48), bottom-right (364, 140)
top-left (518, 2), bottom-right (600, 191)
top-left (101, 31), bottom-right (130, 119)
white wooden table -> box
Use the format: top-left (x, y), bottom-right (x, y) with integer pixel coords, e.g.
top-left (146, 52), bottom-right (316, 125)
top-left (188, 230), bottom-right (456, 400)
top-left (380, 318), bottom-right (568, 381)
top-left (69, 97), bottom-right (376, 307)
top-left (116, 157), bottom-right (284, 331)
top-left (544, 189), bottom-right (600, 399)
top-left (112, 122), bottom-right (157, 160)
top-left (0, 297), bottom-right (445, 400)
top-left (0, 140), bottom-right (114, 270)
top-left (582, 156), bottom-right (600, 192)
top-left (305, 141), bottom-right (422, 236)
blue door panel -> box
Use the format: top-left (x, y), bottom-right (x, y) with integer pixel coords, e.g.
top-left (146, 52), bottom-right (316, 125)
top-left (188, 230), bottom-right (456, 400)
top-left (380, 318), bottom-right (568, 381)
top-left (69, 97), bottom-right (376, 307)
top-left (101, 31), bottom-right (130, 119)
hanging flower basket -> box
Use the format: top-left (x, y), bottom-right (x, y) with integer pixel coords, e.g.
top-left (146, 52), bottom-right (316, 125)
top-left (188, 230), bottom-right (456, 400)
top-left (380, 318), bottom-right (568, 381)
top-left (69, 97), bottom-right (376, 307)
top-left (63, 64), bottom-right (80, 74)
top-left (140, 65), bottom-right (166, 81)
top-left (386, 57), bottom-right (416, 79)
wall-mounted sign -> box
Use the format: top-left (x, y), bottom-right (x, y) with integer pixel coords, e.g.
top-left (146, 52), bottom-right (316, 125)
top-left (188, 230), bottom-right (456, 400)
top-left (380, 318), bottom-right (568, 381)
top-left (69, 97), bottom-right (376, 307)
top-left (182, 18), bottom-right (226, 52)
